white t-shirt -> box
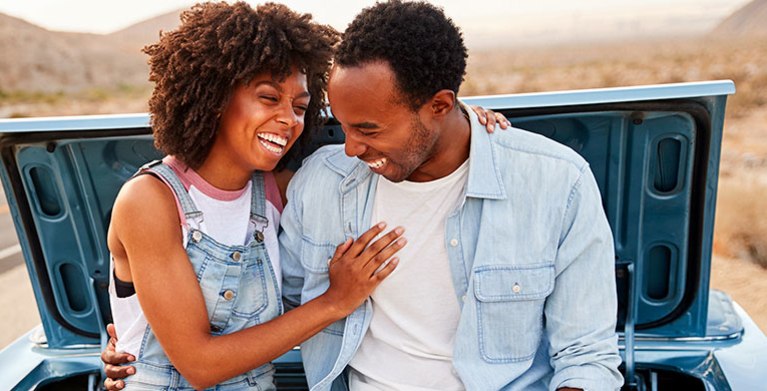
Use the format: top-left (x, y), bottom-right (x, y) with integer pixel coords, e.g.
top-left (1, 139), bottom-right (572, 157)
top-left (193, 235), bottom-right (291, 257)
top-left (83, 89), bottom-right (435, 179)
top-left (348, 160), bottom-right (469, 391)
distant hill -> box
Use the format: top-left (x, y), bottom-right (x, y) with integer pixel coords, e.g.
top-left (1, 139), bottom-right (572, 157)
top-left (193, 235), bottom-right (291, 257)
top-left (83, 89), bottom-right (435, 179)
top-left (108, 9), bottom-right (183, 52)
top-left (712, 0), bottom-right (767, 37)
top-left (0, 13), bottom-right (148, 94)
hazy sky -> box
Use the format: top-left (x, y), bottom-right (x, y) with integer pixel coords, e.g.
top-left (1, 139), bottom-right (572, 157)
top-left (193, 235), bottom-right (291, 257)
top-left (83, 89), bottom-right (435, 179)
top-left (0, 0), bottom-right (752, 45)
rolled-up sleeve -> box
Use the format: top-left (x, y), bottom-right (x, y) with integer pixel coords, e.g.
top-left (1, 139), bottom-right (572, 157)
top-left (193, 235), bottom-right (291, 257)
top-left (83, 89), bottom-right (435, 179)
top-left (546, 164), bottom-right (624, 391)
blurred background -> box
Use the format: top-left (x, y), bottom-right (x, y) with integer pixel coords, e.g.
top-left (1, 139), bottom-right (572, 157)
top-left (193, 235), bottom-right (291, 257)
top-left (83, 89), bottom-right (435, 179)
top-left (1, 0), bottom-right (766, 348)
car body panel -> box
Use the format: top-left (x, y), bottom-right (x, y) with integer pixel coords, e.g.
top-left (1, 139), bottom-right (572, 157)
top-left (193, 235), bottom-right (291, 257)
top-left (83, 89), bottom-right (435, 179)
top-left (2, 80), bottom-right (766, 390)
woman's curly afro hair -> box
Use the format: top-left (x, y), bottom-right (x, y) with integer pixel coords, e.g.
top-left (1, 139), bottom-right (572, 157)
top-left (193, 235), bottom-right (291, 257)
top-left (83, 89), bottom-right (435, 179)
top-left (334, 0), bottom-right (467, 111)
top-left (144, 1), bottom-right (339, 169)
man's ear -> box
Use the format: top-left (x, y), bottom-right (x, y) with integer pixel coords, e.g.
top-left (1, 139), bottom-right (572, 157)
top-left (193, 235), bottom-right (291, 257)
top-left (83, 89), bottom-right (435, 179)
top-left (427, 89), bottom-right (457, 119)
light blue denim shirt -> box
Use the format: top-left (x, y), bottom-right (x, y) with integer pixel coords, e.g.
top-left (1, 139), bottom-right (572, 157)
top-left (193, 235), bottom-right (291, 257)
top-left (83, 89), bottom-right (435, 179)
top-left (279, 107), bottom-right (623, 391)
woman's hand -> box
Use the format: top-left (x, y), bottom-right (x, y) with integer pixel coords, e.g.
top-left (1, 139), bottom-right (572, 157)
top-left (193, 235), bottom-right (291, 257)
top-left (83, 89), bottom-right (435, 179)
top-left (470, 105), bottom-right (511, 133)
top-left (321, 222), bottom-right (406, 316)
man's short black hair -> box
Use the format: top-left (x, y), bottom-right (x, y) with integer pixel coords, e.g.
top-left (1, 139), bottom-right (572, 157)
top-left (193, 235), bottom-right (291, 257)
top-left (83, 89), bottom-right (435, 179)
top-left (335, 0), bottom-right (467, 110)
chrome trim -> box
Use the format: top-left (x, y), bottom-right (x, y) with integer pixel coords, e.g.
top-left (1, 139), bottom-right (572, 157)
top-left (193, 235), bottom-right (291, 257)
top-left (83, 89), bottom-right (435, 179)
top-left (618, 331), bottom-right (743, 344)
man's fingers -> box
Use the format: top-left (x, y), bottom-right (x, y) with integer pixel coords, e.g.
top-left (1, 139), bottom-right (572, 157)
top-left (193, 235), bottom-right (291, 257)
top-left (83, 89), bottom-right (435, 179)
top-left (106, 323), bottom-right (118, 339)
top-left (102, 348), bottom-right (135, 365)
top-left (103, 378), bottom-right (125, 391)
top-left (104, 363), bottom-right (135, 379)
top-left (348, 222), bottom-right (387, 256)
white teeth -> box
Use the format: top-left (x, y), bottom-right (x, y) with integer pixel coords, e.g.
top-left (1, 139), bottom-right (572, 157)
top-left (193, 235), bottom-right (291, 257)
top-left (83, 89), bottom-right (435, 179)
top-left (259, 139), bottom-right (284, 155)
top-left (366, 158), bottom-right (387, 169)
top-left (257, 133), bottom-right (288, 147)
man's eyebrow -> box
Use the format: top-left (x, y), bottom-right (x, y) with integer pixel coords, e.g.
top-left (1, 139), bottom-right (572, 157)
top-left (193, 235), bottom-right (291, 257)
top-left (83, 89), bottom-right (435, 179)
top-left (350, 122), bottom-right (379, 129)
top-left (253, 80), bottom-right (310, 99)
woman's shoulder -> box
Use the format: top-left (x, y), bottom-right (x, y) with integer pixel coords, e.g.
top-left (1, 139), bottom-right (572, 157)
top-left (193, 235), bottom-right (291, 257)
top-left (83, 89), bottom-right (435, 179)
top-left (112, 174), bottom-right (181, 236)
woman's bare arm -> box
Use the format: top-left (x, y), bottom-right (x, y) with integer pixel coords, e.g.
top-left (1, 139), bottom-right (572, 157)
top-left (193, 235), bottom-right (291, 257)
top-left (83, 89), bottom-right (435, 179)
top-left (110, 175), bottom-right (403, 389)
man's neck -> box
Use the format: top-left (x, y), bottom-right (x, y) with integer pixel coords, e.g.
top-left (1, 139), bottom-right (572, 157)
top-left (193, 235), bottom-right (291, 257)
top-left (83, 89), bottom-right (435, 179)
top-left (405, 107), bottom-right (471, 182)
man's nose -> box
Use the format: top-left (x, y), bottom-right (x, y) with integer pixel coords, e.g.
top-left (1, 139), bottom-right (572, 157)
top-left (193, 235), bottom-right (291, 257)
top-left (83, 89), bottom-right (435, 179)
top-left (344, 132), bottom-right (367, 157)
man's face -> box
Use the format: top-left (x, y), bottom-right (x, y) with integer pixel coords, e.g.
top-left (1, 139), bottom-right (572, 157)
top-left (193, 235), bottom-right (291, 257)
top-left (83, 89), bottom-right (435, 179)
top-left (327, 62), bottom-right (440, 183)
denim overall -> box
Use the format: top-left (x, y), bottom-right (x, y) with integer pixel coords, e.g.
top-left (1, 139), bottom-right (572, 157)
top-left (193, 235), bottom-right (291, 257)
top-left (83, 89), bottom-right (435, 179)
top-left (123, 162), bottom-right (283, 390)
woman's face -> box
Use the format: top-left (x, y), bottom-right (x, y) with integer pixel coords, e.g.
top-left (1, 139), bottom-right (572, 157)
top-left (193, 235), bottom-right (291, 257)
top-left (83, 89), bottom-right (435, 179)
top-left (215, 70), bottom-right (310, 172)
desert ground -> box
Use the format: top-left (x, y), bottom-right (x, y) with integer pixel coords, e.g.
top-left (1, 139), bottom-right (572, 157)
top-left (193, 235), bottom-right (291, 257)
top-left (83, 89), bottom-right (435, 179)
top-left (1, 35), bottom-right (767, 348)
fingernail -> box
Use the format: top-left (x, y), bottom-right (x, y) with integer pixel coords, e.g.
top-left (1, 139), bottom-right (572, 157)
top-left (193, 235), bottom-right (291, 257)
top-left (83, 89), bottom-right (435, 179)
top-left (398, 237), bottom-right (408, 245)
top-left (377, 221), bottom-right (386, 229)
top-left (128, 355), bottom-right (135, 362)
top-left (391, 257), bottom-right (400, 265)
top-left (127, 367), bottom-right (135, 374)
top-left (395, 226), bottom-right (404, 235)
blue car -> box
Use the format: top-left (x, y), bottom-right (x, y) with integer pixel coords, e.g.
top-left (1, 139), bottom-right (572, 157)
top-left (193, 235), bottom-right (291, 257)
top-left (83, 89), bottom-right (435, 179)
top-left (1, 80), bottom-right (765, 390)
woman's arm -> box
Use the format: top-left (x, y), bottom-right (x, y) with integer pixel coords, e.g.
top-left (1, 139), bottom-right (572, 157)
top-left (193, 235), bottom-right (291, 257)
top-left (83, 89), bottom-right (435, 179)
top-left (110, 175), bottom-right (403, 390)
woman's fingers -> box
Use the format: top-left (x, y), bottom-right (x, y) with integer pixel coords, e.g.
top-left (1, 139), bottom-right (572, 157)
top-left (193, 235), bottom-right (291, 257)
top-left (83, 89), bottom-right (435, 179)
top-left (362, 236), bottom-right (407, 274)
top-left (347, 222), bottom-right (387, 256)
top-left (495, 112), bottom-right (511, 129)
top-left (359, 226), bottom-right (405, 261)
top-left (471, 105), bottom-right (488, 125)
top-left (371, 256), bottom-right (399, 282)
top-left (328, 237), bottom-right (353, 267)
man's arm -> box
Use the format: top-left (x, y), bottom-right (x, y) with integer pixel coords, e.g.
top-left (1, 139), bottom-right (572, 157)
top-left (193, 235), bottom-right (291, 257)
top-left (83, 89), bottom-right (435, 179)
top-left (546, 165), bottom-right (624, 391)
top-left (279, 167), bottom-right (307, 310)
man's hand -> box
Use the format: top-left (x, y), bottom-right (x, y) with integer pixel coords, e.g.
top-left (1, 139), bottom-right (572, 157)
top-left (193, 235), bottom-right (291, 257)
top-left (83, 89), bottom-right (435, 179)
top-left (101, 323), bottom-right (136, 390)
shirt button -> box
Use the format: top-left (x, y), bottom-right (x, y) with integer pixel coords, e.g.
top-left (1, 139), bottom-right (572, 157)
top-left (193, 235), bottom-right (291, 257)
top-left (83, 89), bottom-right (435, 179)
top-left (512, 284), bottom-right (522, 293)
top-left (449, 238), bottom-right (459, 247)
top-left (231, 251), bottom-right (242, 262)
top-left (223, 290), bottom-right (235, 301)
top-left (191, 230), bottom-right (202, 243)
top-left (461, 295), bottom-right (466, 302)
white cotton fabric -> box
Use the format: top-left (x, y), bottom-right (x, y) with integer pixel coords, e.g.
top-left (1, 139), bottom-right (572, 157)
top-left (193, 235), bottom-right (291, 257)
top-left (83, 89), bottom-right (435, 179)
top-left (348, 160), bottom-right (469, 390)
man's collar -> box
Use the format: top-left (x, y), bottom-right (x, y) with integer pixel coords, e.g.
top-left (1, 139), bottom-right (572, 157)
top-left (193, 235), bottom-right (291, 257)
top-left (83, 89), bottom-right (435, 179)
top-left (322, 146), bottom-right (373, 193)
top-left (462, 102), bottom-right (507, 200)
top-left (319, 103), bottom-right (507, 199)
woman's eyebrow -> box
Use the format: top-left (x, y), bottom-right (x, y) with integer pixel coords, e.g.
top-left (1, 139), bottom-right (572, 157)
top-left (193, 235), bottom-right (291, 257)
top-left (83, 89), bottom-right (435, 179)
top-left (253, 80), bottom-right (310, 99)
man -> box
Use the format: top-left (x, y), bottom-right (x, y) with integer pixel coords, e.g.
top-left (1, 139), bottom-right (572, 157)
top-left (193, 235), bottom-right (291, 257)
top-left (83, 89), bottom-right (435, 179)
top-left (105, 1), bottom-right (622, 390)
top-left (279, 2), bottom-right (622, 390)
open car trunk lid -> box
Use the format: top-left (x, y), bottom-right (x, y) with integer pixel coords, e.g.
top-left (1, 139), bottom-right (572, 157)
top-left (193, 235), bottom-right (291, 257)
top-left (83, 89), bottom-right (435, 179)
top-left (0, 81), bottom-right (734, 351)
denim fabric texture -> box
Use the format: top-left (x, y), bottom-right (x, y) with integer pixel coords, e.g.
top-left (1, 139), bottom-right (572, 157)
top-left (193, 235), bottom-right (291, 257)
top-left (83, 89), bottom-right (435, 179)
top-left (122, 163), bottom-right (282, 390)
top-left (279, 107), bottom-right (623, 391)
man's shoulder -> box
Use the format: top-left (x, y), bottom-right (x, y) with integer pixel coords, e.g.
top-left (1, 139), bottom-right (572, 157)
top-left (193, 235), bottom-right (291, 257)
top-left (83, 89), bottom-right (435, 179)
top-left (491, 126), bottom-right (588, 173)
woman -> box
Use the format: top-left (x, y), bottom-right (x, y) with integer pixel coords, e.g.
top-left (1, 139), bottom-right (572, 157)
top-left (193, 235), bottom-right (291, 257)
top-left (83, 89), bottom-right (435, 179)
top-left (105, 2), bottom-right (508, 390)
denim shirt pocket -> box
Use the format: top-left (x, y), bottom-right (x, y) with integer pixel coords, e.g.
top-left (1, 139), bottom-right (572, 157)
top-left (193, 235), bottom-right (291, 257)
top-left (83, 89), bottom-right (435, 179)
top-left (473, 264), bottom-right (554, 363)
top-left (300, 239), bottom-right (349, 336)
top-left (299, 239), bottom-right (335, 295)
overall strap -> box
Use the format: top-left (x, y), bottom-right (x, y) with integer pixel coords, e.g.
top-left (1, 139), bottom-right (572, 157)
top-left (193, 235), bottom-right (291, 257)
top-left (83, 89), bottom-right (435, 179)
top-left (249, 171), bottom-right (268, 242)
top-left (136, 160), bottom-right (204, 228)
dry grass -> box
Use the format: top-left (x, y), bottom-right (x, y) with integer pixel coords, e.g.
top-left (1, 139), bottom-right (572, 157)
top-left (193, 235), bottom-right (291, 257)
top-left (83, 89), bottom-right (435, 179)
top-left (464, 36), bottom-right (767, 121)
